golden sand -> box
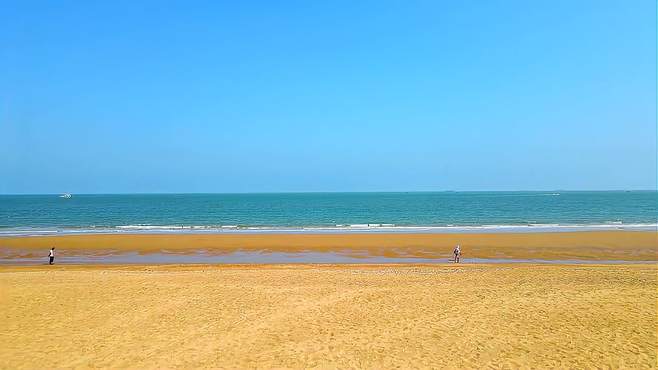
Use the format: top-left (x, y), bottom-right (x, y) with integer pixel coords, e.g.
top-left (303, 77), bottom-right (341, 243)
top-left (1, 231), bottom-right (656, 260)
top-left (0, 264), bottom-right (655, 368)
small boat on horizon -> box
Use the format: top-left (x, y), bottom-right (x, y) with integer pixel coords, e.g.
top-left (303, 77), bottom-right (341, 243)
top-left (60, 193), bottom-right (72, 199)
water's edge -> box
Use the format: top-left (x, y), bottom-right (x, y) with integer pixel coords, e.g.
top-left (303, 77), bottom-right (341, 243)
top-left (1, 223), bottom-right (656, 237)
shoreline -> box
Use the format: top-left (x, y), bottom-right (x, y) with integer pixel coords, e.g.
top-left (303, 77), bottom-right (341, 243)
top-left (1, 223), bottom-right (656, 237)
top-left (1, 230), bottom-right (656, 262)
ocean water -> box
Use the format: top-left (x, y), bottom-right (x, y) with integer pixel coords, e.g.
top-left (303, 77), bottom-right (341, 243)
top-left (0, 191), bottom-right (656, 235)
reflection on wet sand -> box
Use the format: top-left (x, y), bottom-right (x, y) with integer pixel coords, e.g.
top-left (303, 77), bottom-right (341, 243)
top-left (0, 231), bottom-right (656, 263)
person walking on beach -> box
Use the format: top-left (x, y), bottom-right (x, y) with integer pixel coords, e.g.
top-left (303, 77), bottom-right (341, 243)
top-left (453, 244), bottom-right (461, 263)
top-left (48, 247), bottom-right (55, 265)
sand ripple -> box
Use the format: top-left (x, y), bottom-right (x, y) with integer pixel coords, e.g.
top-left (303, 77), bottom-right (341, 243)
top-left (0, 264), bottom-right (656, 368)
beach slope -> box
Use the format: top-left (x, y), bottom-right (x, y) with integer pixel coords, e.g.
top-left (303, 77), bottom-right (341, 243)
top-left (1, 231), bottom-right (657, 261)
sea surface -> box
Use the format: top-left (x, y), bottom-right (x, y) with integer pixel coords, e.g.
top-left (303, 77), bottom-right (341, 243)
top-left (0, 191), bottom-right (656, 236)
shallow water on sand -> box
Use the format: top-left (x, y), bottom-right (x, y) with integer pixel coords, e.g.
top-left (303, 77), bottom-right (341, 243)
top-left (1, 250), bottom-right (653, 265)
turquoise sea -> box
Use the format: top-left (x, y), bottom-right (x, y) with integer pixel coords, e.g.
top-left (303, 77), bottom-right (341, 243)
top-left (0, 191), bottom-right (656, 235)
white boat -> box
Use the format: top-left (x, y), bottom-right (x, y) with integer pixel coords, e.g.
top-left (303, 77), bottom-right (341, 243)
top-left (60, 193), bottom-right (72, 199)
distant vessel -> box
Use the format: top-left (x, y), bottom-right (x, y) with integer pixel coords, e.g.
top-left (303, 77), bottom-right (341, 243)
top-left (60, 193), bottom-right (72, 199)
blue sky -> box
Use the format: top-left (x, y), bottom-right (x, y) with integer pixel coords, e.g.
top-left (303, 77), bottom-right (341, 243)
top-left (1, 0), bottom-right (656, 193)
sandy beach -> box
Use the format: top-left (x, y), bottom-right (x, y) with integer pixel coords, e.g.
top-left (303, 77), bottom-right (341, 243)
top-left (2, 231), bottom-right (656, 367)
top-left (1, 231), bottom-right (657, 261)
top-left (1, 263), bottom-right (655, 368)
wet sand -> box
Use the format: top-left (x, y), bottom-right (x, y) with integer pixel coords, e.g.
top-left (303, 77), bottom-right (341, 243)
top-left (1, 263), bottom-right (655, 368)
top-left (1, 231), bottom-right (656, 261)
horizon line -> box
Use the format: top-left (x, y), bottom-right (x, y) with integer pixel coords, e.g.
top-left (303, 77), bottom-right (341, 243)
top-left (1, 189), bottom-right (656, 196)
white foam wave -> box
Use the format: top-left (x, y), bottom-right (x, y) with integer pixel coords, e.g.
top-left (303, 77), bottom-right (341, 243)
top-left (0, 223), bottom-right (655, 237)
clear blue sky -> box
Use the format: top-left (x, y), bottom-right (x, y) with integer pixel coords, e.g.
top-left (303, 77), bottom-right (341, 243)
top-left (1, 1), bottom-right (656, 193)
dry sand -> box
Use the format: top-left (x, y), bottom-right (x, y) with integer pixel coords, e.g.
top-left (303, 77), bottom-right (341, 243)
top-left (1, 263), bottom-right (656, 368)
top-left (1, 231), bottom-right (657, 260)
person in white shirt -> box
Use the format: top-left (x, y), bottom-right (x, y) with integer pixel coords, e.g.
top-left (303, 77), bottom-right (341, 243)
top-left (453, 244), bottom-right (461, 263)
top-left (48, 247), bottom-right (55, 265)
